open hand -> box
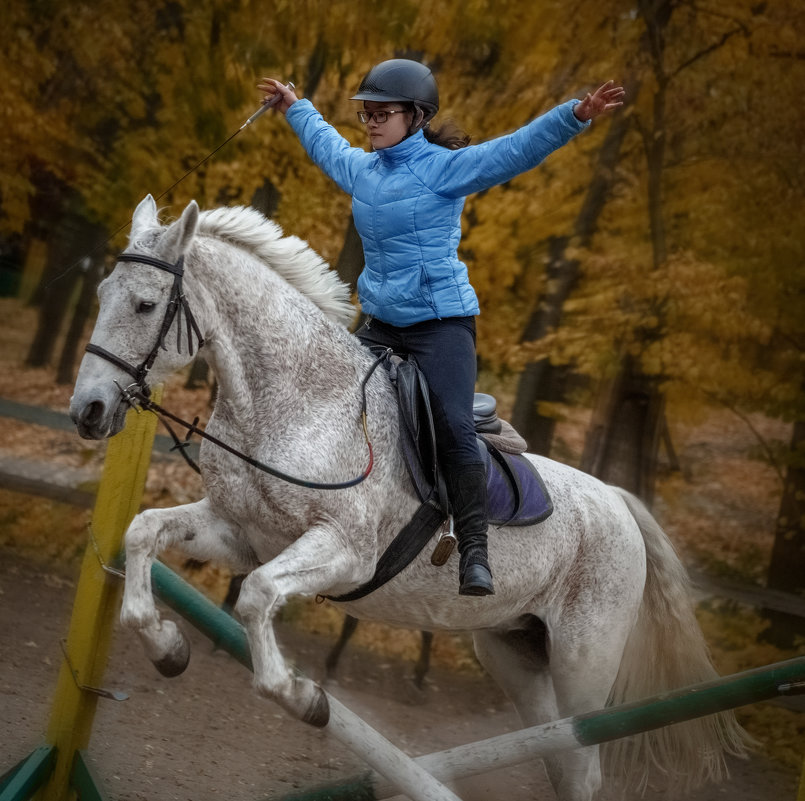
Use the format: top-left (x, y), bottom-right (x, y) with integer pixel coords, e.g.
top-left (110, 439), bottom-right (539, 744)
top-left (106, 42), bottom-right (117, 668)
top-left (573, 81), bottom-right (625, 122)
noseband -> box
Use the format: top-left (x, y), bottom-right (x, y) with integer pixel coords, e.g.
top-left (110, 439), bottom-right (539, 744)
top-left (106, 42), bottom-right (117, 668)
top-left (85, 252), bottom-right (204, 401)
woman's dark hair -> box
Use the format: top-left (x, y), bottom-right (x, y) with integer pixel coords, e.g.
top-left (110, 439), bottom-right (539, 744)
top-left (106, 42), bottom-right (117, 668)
top-left (423, 119), bottom-right (471, 150)
top-left (404, 103), bottom-right (470, 149)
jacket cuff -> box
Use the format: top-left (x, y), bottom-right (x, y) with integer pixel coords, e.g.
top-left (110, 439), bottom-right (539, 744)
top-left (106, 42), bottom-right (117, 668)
top-left (568, 99), bottom-right (592, 129)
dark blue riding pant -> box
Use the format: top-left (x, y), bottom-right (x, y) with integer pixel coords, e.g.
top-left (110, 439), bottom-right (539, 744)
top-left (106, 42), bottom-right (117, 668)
top-left (356, 316), bottom-right (481, 470)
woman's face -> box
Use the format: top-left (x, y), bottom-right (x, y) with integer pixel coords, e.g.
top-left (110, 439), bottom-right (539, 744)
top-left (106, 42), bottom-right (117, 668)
top-left (361, 101), bottom-right (413, 150)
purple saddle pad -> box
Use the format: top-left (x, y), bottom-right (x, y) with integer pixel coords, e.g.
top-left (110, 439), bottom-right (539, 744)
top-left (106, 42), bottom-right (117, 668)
top-left (479, 439), bottom-right (553, 527)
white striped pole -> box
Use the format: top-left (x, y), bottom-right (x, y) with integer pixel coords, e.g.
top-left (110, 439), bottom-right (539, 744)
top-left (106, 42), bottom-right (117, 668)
top-left (149, 562), bottom-right (461, 801)
top-left (151, 562), bottom-right (805, 801)
top-left (275, 656), bottom-right (805, 800)
top-left (368, 656), bottom-right (805, 799)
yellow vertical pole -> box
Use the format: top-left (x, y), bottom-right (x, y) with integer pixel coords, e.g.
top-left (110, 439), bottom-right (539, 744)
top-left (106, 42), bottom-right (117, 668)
top-left (37, 395), bottom-right (160, 801)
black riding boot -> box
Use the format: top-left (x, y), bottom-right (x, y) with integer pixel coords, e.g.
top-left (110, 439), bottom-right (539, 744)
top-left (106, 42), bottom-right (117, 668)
top-left (445, 463), bottom-right (495, 596)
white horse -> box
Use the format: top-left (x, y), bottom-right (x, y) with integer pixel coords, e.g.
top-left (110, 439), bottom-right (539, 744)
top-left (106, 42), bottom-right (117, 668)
top-left (70, 196), bottom-right (746, 801)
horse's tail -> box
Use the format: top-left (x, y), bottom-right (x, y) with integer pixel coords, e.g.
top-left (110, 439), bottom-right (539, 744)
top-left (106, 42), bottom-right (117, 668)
top-left (604, 488), bottom-right (751, 793)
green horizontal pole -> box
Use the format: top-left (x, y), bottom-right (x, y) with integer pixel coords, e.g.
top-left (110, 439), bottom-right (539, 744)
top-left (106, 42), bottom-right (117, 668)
top-left (150, 560), bottom-right (252, 671)
top-left (574, 656), bottom-right (805, 745)
top-left (284, 657), bottom-right (805, 801)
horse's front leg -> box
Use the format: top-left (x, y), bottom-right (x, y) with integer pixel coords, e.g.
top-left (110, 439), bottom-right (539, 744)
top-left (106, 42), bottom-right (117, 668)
top-left (120, 498), bottom-right (249, 676)
top-left (235, 521), bottom-right (372, 727)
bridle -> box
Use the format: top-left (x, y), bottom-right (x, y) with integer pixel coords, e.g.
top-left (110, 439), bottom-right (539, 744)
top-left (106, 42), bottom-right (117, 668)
top-left (85, 251), bottom-right (382, 490)
top-left (85, 252), bottom-right (204, 402)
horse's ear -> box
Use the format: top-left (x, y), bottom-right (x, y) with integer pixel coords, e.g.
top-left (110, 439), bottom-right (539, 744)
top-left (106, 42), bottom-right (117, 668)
top-left (161, 200), bottom-right (200, 261)
top-left (130, 195), bottom-right (158, 240)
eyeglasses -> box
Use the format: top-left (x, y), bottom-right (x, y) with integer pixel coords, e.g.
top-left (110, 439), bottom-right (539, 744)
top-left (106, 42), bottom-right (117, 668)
top-left (357, 109), bottom-right (407, 124)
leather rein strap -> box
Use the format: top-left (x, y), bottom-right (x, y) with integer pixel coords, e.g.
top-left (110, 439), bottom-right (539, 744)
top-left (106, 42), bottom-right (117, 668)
top-left (85, 251), bottom-right (382, 491)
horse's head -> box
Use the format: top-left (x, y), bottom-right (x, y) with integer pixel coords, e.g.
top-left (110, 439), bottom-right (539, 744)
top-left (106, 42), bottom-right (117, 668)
top-left (70, 196), bottom-right (202, 439)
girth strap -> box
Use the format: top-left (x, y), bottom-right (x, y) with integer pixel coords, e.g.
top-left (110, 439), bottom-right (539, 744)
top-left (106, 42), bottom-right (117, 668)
top-left (325, 497), bottom-right (446, 603)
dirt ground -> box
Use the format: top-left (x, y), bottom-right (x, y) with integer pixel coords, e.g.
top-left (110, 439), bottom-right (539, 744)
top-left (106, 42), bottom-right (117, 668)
top-left (1, 549), bottom-right (799, 801)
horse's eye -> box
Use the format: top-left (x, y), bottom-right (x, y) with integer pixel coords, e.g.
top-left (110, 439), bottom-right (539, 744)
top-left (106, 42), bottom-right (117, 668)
top-left (137, 301), bottom-right (156, 314)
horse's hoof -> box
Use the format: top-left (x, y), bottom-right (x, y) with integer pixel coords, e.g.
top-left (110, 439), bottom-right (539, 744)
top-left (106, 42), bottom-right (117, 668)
top-left (301, 684), bottom-right (330, 728)
top-left (403, 677), bottom-right (428, 706)
top-left (139, 620), bottom-right (191, 677)
top-left (153, 644), bottom-right (191, 677)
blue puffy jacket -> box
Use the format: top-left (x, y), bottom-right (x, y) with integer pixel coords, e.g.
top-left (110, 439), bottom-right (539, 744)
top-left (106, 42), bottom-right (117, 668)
top-left (286, 98), bottom-right (588, 326)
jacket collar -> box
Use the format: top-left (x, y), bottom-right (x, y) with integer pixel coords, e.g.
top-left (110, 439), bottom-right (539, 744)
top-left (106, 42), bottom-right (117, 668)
top-left (376, 129), bottom-right (428, 164)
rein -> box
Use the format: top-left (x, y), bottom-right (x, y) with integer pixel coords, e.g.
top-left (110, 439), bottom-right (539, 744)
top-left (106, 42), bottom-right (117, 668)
top-left (86, 251), bottom-right (385, 491)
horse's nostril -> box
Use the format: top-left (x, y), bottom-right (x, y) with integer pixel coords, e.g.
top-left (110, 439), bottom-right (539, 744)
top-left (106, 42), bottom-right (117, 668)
top-left (81, 400), bottom-right (106, 429)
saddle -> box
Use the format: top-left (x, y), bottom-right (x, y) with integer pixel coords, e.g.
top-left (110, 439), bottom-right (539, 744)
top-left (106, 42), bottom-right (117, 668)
top-left (392, 356), bottom-right (553, 529)
top-left (327, 356), bottom-right (552, 604)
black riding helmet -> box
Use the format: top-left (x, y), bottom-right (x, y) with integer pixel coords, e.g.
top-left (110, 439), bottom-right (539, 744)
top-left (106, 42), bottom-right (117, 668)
top-left (351, 59), bottom-right (439, 122)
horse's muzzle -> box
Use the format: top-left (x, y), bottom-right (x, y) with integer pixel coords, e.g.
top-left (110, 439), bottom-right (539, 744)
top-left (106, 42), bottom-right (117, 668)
top-left (70, 394), bottom-right (128, 439)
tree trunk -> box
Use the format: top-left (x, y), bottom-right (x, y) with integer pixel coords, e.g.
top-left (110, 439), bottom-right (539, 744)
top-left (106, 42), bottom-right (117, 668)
top-left (580, 354), bottom-right (665, 504)
top-left (18, 238), bottom-right (47, 303)
top-left (56, 253), bottom-right (104, 385)
top-left (26, 205), bottom-right (95, 368)
top-left (761, 417), bottom-right (805, 646)
top-left (250, 179), bottom-right (281, 218)
top-left (26, 271), bottom-right (80, 368)
top-left (334, 215), bottom-right (364, 293)
top-left (22, 166), bottom-right (71, 306)
top-left (512, 91), bottom-right (635, 453)
top-left (335, 215), bottom-right (367, 332)
top-left (767, 418), bottom-right (805, 593)
top-left (304, 36), bottom-right (328, 103)
top-left (582, 3), bottom-right (675, 502)
top-left (184, 356), bottom-right (211, 389)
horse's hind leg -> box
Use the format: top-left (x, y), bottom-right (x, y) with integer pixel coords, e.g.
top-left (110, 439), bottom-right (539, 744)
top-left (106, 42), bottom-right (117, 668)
top-left (472, 618), bottom-right (564, 789)
top-left (475, 607), bottom-right (636, 801)
top-left (413, 630), bottom-right (433, 689)
top-left (544, 592), bottom-right (641, 801)
top-left (324, 614), bottom-right (360, 681)
top-left (120, 498), bottom-right (250, 676)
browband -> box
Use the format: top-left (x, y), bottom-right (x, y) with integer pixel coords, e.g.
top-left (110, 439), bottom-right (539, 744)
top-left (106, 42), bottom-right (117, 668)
top-left (118, 253), bottom-right (185, 275)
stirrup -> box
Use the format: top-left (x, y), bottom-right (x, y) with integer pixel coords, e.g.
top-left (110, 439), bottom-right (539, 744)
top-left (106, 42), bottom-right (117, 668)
top-left (431, 516), bottom-right (456, 566)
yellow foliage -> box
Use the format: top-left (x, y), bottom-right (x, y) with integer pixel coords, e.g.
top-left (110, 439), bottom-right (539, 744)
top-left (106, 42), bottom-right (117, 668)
top-left (1, 0), bottom-right (802, 426)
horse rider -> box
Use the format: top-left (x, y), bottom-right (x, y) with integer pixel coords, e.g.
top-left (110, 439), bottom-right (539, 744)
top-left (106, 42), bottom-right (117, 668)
top-left (258, 59), bottom-right (624, 596)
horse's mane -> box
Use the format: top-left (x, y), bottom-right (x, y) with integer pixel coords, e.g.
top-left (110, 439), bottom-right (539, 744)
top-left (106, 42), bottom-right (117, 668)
top-left (197, 206), bottom-right (356, 328)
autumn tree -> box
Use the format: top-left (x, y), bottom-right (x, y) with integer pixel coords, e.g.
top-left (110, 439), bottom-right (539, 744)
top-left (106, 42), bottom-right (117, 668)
top-left (511, 82), bottom-right (637, 454)
top-left (3, 2), bottom-right (801, 562)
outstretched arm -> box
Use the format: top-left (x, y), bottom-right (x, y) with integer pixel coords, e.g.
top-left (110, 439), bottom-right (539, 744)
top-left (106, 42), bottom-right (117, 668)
top-left (255, 79), bottom-right (368, 194)
top-left (432, 82), bottom-right (624, 198)
top-left (573, 80), bottom-right (626, 122)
